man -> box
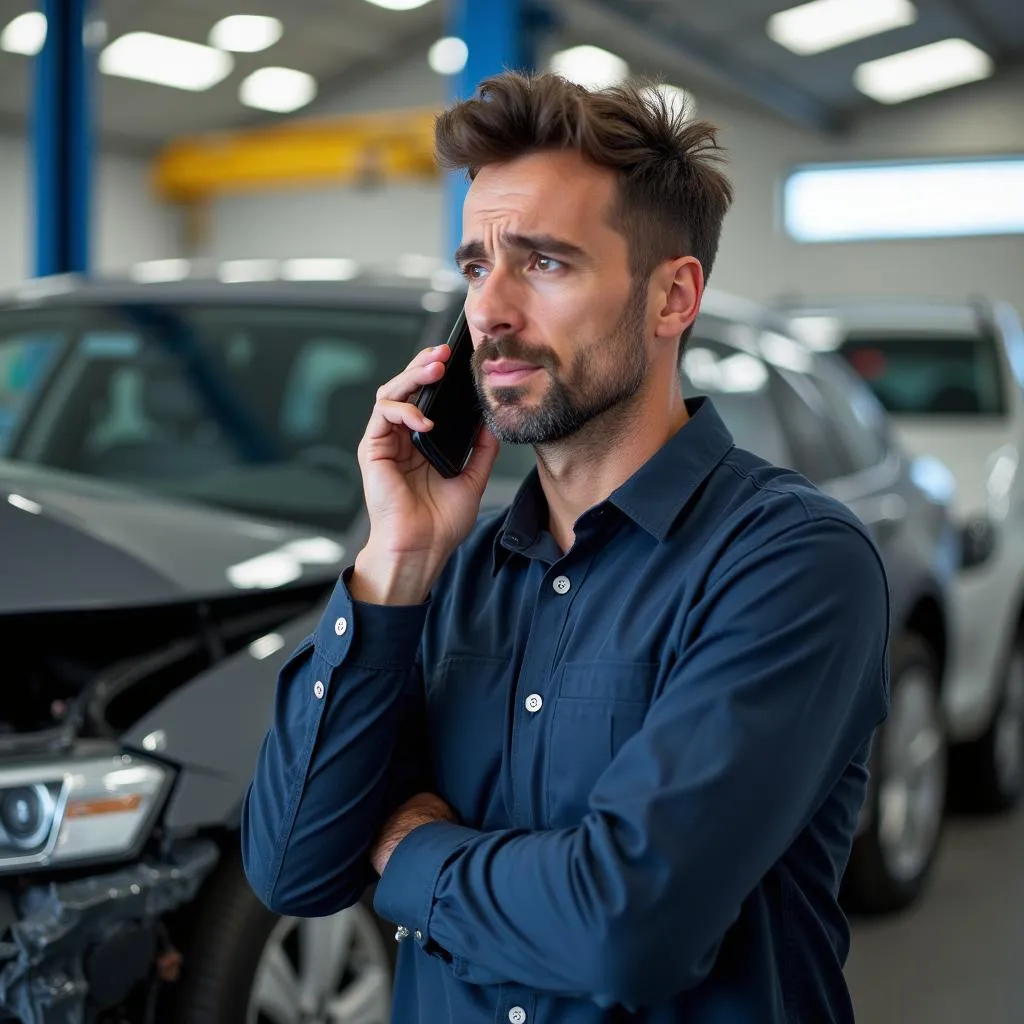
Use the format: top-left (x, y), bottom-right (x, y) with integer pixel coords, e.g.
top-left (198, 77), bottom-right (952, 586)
top-left (242, 71), bottom-right (890, 1022)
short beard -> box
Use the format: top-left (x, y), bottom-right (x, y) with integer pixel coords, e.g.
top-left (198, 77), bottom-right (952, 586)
top-left (471, 284), bottom-right (649, 446)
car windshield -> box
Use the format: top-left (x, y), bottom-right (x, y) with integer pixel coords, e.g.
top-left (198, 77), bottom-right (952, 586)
top-left (838, 332), bottom-right (1006, 416)
top-left (0, 303), bottom-right (443, 532)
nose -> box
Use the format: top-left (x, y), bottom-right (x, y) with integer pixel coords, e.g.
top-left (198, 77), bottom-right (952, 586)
top-left (466, 269), bottom-right (527, 342)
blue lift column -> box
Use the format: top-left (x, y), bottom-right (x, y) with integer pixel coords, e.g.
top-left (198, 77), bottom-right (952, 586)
top-left (32, 0), bottom-right (94, 278)
top-left (444, 0), bottom-right (541, 260)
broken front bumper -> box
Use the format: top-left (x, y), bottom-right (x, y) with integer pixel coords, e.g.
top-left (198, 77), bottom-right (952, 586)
top-left (0, 839), bottom-right (219, 1024)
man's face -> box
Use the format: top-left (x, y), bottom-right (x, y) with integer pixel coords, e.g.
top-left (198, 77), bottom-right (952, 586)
top-left (457, 150), bottom-right (650, 446)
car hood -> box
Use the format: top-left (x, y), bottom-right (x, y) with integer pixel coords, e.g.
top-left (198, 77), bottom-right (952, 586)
top-left (0, 460), bottom-right (347, 613)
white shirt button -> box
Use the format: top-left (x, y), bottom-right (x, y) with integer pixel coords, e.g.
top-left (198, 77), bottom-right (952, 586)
top-left (552, 575), bottom-right (571, 595)
top-left (524, 693), bottom-right (543, 714)
top-left (509, 1008), bottom-right (527, 1024)
top-left (414, 929), bottom-right (423, 941)
top-left (313, 680), bottom-right (325, 700)
top-left (334, 616), bottom-right (348, 636)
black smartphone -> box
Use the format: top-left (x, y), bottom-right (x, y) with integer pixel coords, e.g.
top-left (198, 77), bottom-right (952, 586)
top-left (411, 311), bottom-right (484, 478)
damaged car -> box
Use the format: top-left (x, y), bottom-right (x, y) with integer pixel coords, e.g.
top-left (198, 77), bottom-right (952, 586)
top-left (0, 273), bottom-right (957, 1022)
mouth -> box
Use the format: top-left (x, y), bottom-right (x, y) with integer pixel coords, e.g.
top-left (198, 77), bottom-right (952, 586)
top-left (482, 360), bottom-right (541, 387)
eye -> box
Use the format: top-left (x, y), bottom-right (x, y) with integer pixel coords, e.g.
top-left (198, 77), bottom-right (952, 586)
top-left (533, 255), bottom-right (564, 273)
top-left (460, 263), bottom-right (488, 282)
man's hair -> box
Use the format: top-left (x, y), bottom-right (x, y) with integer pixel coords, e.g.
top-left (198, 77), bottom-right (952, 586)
top-left (435, 70), bottom-right (734, 288)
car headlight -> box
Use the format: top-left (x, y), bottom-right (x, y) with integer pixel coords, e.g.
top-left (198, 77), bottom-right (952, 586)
top-left (0, 753), bottom-right (171, 872)
top-left (961, 516), bottom-right (997, 570)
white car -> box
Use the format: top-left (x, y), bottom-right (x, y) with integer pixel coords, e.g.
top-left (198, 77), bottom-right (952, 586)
top-left (782, 298), bottom-right (1024, 814)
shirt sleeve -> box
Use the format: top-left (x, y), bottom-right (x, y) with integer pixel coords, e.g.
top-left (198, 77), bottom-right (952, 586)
top-left (372, 515), bottom-right (891, 1008)
top-left (241, 569), bottom-right (432, 918)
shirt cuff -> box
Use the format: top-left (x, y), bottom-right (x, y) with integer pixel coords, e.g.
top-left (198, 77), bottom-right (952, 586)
top-left (313, 568), bottom-right (430, 669)
top-left (372, 820), bottom-right (478, 944)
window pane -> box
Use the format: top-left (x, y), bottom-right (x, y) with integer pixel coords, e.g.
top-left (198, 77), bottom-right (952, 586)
top-left (681, 339), bottom-right (792, 469)
top-left (840, 333), bottom-right (1006, 416)
top-left (6, 304), bottom-right (427, 532)
top-left (810, 362), bottom-right (888, 471)
top-left (0, 328), bottom-right (65, 454)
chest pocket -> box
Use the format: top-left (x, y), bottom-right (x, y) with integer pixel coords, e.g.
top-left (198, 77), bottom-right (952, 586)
top-left (425, 655), bottom-right (509, 826)
top-left (545, 661), bottom-right (656, 828)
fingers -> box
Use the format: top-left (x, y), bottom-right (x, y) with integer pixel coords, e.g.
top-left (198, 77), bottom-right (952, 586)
top-left (376, 344), bottom-right (450, 404)
top-left (363, 399), bottom-right (433, 444)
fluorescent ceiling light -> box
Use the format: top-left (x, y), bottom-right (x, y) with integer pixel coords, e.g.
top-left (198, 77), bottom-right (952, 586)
top-left (363, 0), bottom-right (434, 9)
top-left (1, 11), bottom-right (47, 55)
top-left (549, 45), bottom-right (629, 90)
top-left (428, 36), bottom-right (468, 75)
top-left (280, 258), bottom-right (360, 281)
top-left (240, 67), bottom-right (317, 112)
top-left (767, 0), bottom-right (916, 56)
top-left (130, 259), bottom-right (191, 283)
top-left (209, 15), bottom-right (282, 53)
top-left (100, 32), bottom-right (234, 91)
top-left (784, 158), bottom-right (1024, 242)
top-left (218, 259), bottom-right (279, 283)
top-left (854, 38), bottom-right (993, 104)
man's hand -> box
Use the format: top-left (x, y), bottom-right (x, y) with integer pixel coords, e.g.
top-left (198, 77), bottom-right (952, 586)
top-left (371, 792), bottom-right (457, 877)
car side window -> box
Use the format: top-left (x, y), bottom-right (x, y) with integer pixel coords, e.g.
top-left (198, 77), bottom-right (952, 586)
top-left (680, 331), bottom-right (793, 470)
top-left (279, 337), bottom-right (381, 450)
top-left (0, 331), bottom-right (63, 455)
top-left (770, 370), bottom-right (848, 484)
top-left (810, 360), bottom-right (889, 473)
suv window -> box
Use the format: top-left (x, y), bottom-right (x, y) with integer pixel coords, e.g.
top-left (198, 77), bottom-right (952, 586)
top-left (810, 360), bottom-right (889, 473)
top-left (771, 370), bottom-right (848, 484)
top-left (681, 333), bottom-right (792, 469)
top-left (0, 324), bottom-right (64, 455)
top-left (840, 332), bottom-right (1006, 415)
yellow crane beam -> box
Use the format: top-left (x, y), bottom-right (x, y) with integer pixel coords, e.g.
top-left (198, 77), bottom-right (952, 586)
top-left (153, 107), bottom-right (442, 204)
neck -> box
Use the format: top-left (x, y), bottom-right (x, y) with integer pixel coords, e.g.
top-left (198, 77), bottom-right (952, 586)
top-left (535, 375), bottom-right (690, 552)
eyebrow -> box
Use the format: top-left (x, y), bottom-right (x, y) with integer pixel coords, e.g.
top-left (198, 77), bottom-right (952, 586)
top-left (454, 232), bottom-right (592, 269)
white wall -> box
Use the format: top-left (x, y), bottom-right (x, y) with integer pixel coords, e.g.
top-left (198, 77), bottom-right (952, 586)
top-left (199, 56), bottom-right (1024, 313)
top-left (0, 134), bottom-right (180, 287)
top-left (701, 68), bottom-right (1024, 310)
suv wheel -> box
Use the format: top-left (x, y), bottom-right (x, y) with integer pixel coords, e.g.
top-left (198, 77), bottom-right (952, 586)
top-left (842, 633), bottom-right (946, 915)
top-left (162, 850), bottom-right (394, 1024)
top-left (950, 632), bottom-right (1024, 813)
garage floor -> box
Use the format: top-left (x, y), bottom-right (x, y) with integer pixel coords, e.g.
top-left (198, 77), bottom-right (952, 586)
top-left (845, 805), bottom-right (1024, 1023)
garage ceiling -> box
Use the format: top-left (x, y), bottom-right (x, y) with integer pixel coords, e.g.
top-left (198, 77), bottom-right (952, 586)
top-left (0, 0), bottom-right (1021, 151)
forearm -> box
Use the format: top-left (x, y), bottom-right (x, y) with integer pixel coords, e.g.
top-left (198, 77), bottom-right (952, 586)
top-left (241, 572), bottom-right (429, 917)
top-left (373, 816), bottom-right (721, 1007)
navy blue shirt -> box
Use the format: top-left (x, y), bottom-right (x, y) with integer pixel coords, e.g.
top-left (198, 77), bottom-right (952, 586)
top-left (241, 397), bottom-right (890, 1023)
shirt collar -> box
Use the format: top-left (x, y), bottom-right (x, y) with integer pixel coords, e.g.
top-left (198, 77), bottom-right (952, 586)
top-left (491, 397), bottom-right (735, 573)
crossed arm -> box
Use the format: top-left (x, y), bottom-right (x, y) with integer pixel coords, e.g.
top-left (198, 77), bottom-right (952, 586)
top-left (242, 517), bottom-right (889, 1008)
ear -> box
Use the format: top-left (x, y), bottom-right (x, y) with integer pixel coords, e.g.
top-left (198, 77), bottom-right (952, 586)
top-left (653, 256), bottom-right (704, 341)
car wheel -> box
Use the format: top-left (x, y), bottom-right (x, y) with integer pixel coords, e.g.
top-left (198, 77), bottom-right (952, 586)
top-left (950, 631), bottom-right (1024, 813)
top-left (842, 633), bottom-right (947, 915)
top-left (163, 850), bottom-right (394, 1024)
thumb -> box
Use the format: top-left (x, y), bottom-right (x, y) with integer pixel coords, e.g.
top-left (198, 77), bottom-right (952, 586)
top-left (461, 424), bottom-right (501, 490)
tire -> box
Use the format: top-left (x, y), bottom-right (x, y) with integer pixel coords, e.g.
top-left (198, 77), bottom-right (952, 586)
top-left (161, 848), bottom-right (395, 1024)
top-left (949, 631), bottom-right (1024, 814)
top-left (842, 633), bottom-right (947, 915)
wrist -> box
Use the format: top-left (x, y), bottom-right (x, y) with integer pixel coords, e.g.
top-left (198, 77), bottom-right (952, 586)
top-left (349, 546), bottom-right (443, 606)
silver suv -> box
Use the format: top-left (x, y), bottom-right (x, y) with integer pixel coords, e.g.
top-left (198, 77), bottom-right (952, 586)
top-left (782, 297), bottom-right (1024, 817)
